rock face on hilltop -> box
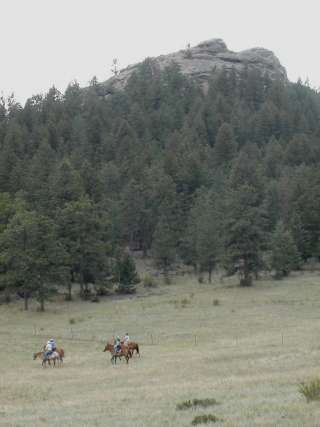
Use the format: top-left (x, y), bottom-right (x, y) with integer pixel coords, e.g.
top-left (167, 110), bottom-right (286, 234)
top-left (103, 38), bottom-right (287, 92)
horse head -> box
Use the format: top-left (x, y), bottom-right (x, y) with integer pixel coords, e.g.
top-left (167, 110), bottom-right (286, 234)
top-left (103, 342), bottom-right (111, 353)
top-left (103, 342), bottom-right (112, 352)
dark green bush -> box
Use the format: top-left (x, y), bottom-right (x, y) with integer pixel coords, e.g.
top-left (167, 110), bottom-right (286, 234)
top-left (176, 398), bottom-right (218, 410)
top-left (191, 414), bottom-right (220, 425)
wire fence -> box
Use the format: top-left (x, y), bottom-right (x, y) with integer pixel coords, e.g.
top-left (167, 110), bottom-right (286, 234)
top-left (1, 325), bottom-right (317, 352)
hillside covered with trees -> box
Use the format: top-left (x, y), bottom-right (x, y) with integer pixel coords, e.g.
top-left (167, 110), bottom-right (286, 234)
top-left (1, 59), bottom-right (320, 309)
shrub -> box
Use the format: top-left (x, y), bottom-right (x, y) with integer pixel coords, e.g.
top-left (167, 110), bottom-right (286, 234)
top-left (95, 283), bottom-right (112, 296)
top-left (183, 49), bottom-right (193, 59)
top-left (213, 299), bottom-right (220, 306)
top-left (176, 400), bottom-right (193, 410)
top-left (191, 414), bottom-right (220, 425)
top-left (91, 294), bottom-right (100, 303)
top-left (299, 378), bottom-right (320, 402)
top-left (192, 399), bottom-right (218, 408)
top-left (143, 274), bottom-right (157, 288)
top-left (69, 318), bottom-right (76, 324)
top-left (176, 398), bottom-right (218, 410)
top-left (164, 275), bottom-right (171, 285)
top-left (181, 298), bottom-right (191, 308)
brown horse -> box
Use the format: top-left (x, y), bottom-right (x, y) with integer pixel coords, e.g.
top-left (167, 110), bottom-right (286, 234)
top-left (103, 342), bottom-right (130, 364)
top-left (123, 341), bottom-right (140, 357)
top-left (33, 351), bottom-right (61, 367)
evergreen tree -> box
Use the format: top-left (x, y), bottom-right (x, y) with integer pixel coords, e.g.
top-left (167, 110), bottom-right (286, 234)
top-left (212, 122), bottom-right (237, 167)
top-left (57, 196), bottom-right (111, 300)
top-left (186, 190), bottom-right (222, 282)
top-left (116, 253), bottom-right (140, 294)
top-left (152, 215), bottom-right (177, 272)
top-left (270, 221), bottom-right (301, 278)
top-left (223, 184), bottom-right (267, 286)
top-left (0, 209), bottom-right (66, 310)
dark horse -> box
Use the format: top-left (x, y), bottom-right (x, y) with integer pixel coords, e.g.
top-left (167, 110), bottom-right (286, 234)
top-left (103, 342), bottom-right (130, 364)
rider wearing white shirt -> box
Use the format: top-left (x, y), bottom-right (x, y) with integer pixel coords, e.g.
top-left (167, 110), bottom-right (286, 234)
top-left (45, 338), bottom-right (56, 358)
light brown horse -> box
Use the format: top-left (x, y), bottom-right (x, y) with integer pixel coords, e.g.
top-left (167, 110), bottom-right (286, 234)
top-left (103, 342), bottom-right (130, 364)
top-left (42, 346), bottom-right (65, 364)
top-left (33, 351), bottom-right (61, 367)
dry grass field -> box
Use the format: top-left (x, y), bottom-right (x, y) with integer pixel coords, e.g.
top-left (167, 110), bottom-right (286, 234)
top-left (2, 271), bottom-right (320, 426)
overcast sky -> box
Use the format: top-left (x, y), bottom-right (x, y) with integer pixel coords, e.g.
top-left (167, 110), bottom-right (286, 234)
top-left (1, 0), bottom-right (319, 104)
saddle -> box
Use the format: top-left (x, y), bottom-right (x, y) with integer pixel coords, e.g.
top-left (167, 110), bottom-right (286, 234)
top-left (46, 351), bottom-right (58, 359)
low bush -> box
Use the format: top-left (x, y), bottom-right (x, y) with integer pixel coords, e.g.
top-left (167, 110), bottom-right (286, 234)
top-left (181, 298), bottom-right (191, 308)
top-left (177, 398), bottom-right (218, 410)
top-left (143, 275), bottom-right (157, 288)
top-left (191, 414), bottom-right (220, 425)
top-left (299, 378), bottom-right (320, 402)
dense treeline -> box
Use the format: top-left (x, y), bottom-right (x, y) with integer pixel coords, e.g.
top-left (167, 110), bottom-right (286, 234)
top-left (1, 60), bottom-right (320, 309)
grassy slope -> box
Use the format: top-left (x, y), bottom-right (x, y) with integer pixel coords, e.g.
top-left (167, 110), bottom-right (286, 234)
top-left (1, 272), bottom-right (320, 426)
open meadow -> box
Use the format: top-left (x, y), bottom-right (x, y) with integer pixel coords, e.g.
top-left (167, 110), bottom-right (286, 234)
top-left (2, 271), bottom-right (320, 426)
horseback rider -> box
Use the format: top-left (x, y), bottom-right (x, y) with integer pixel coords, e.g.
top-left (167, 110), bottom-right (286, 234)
top-left (114, 336), bottom-right (121, 353)
top-left (123, 333), bottom-right (130, 346)
top-left (44, 338), bottom-right (56, 359)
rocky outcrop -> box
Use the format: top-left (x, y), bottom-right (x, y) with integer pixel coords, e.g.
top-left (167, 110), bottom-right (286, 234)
top-left (102, 38), bottom-right (287, 92)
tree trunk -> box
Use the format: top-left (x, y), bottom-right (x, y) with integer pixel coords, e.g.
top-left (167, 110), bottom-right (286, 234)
top-left (66, 271), bottom-right (74, 301)
top-left (240, 257), bottom-right (252, 287)
top-left (79, 281), bottom-right (84, 299)
top-left (67, 282), bottom-right (72, 301)
top-left (208, 267), bottom-right (212, 284)
top-left (24, 291), bottom-right (29, 311)
top-left (4, 287), bottom-right (11, 303)
top-left (40, 296), bottom-right (45, 312)
top-left (38, 281), bottom-right (45, 312)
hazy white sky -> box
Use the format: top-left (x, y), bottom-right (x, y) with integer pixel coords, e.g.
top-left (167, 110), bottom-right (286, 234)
top-left (1, 0), bottom-right (319, 104)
